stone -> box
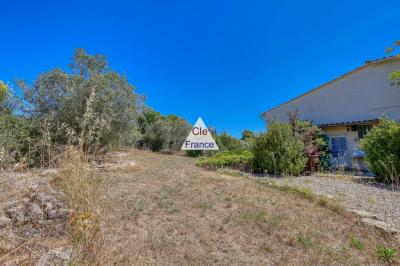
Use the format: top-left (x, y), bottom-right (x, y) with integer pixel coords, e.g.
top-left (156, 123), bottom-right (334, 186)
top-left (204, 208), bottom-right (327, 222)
top-left (361, 217), bottom-right (399, 235)
top-left (36, 246), bottom-right (72, 266)
top-left (0, 215), bottom-right (12, 228)
top-left (5, 204), bottom-right (28, 226)
top-left (28, 203), bottom-right (44, 222)
top-left (0, 228), bottom-right (18, 252)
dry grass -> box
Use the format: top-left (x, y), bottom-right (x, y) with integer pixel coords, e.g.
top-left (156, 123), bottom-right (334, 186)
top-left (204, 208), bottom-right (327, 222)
top-left (72, 150), bottom-right (399, 265)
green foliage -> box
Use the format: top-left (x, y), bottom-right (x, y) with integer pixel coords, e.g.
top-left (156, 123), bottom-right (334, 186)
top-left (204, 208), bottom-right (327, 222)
top-left (197, 150), bottom-right (253, 170)
top-left (318, 134), bottom-right (331, 170)
top-left (359, 117), bottom-right (400, 183)
top-left (0, 110), bottom-right (30, 167)
top-left (350, 236), bottom-right (364, 251)
top-left (137, 108), bottom-right (162, 135)
top-left (287, 110), bottom-right (327, 172)
top-left (185, 150), bottom-right (203, 157)
top-left (241, 129), bottom-right (256, 150)
top-left (385, 40), bottom-right (400, 86)
top-left (0, 80), bottom-right (7, 105)
top-left (296, 233), bottom-right (313, 247)
top-left (252, 122), bottom-right (307, 176)
top-left (241, 129), bottom-right (255, 140)
top-left (215, 132), bottom-right (243, 152)
top-left (186, 130), bottom-right (248, 157)
top-left (143, 115), bottom-right (191, 153)
top-left (389, 70), bottom-right (400, 86)
top-left (377, 246), bottom-right (397, 262)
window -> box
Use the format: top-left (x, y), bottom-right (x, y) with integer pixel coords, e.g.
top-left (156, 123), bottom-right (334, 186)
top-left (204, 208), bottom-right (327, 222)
top-left (357, 125), bottom-right (372, 139)
top-left (330, 136), bottom-right (347, 157)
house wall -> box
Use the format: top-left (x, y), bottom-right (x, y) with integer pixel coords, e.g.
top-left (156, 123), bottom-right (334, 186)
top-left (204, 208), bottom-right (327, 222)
top-left (264, 59), bottom-right (400, 125)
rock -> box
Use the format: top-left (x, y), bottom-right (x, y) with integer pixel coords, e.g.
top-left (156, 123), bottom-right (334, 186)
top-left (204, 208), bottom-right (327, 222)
top-left (5, 204), bottom-right (28, 226)
top-left (350, 209), bottom-right (379, 219)
top-left (0, 228), bottom-right (18, 252)
top-left (28, 203), bottom-right (44, 222)
top-left (36, 246), bottom-right (72, 266)
top-left (22, 197), bottom-right (31, 207)
top-left (361, 217), bottom-right (399, 235)
top-left (3, 200), bottom-right (19, 210)
top-left (47, 208), bottom-right (58, 220)
top-left (57, 209), bottom-right (71, 221)
top-left (0, 215), bottom-right (12, 228)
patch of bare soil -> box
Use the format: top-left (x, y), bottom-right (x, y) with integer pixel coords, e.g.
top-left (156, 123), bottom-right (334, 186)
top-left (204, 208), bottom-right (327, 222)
top-left (0, 169), bottom-right (71, 265)
top-left (87, 151), bottom-right (400, 265)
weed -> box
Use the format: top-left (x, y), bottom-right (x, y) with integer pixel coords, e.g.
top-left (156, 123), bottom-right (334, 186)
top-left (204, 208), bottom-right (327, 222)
top-left (217, 168), bottom-right (244, 177)
top-left (350, 236), bottom-right (364, 251)
top-left (197, 201), bottom-right (213, 210)
top-left (134, 198), bottom-right (148, 213)
top-left (223, 196), bottom-right (231, 202)
top-left (367, 196), bottom-right (376, 205)
top-left (377, 246), bottom-right (397, 262)
top-left (159, 199), bottom-right (179, 214)
top-left (296, 233), bottom-right (313, 247)
top-left (242, 210), bottom-right (268, 224)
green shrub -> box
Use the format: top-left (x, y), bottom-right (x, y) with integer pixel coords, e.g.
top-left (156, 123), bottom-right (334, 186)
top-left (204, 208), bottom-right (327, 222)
top-left (360, 117), bottom-right (400, 183)
top-left (350, 236), bottom-right (364, 251)
top-left (287, 111), bottom-right (327, 172)
top-left (0, 110), bottom-right (30, 167)
top-left (252, 122), bottom-right (307, 176)
top-left (215, 132), bottom-right (244, 152)
top-left (186, 150), bottom-right (203, 157)
top-left (241, 129), bottom-right (256, 150)
top-left (197, 150), bottom-right (253, 171)
top-left (143, 115), bottom-right (191, 153)
top-left (377, 246), bottom-right (397, 262)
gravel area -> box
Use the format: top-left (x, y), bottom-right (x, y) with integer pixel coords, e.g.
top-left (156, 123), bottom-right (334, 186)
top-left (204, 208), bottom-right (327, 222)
top-left (263, 175), bottom-right (400, 233)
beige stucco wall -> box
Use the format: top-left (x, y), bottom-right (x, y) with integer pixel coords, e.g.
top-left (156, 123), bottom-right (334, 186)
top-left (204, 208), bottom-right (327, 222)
top-left (264, 59), bottom-right (400, 125)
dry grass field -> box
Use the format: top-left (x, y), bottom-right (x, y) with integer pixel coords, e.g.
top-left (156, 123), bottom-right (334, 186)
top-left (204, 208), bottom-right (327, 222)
top-left (79, 150), bottom-right (399, 265)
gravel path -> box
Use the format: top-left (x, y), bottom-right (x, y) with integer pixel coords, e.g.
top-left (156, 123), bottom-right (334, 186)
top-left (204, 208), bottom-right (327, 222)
top-left (263, 175), bottom-right (400, 233)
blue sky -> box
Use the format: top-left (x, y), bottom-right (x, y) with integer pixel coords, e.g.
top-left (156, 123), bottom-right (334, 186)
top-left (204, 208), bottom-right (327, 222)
top-left (1, 0), bottom-right (399, 137)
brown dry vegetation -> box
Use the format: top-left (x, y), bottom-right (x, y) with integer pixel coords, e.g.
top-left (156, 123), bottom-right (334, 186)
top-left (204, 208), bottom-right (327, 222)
top-left (74, 150), bottom-right (399, 265)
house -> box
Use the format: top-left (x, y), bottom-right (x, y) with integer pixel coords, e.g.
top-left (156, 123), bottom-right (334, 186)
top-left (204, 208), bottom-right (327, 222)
top-left (261, 56), bottom-right (400, 171)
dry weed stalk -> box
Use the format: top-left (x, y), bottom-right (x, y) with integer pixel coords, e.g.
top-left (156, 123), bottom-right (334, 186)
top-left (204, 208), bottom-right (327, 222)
top-left (54, 147), bottom-right (104, 264)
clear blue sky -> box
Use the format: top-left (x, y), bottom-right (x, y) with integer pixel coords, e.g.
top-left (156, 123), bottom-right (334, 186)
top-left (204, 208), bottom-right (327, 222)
top-left (1, 1), bottom-right (399, 137)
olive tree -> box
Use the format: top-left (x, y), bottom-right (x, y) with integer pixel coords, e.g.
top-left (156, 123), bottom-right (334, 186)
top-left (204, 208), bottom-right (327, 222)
top-left (18, 48), bottom-right (141, 155)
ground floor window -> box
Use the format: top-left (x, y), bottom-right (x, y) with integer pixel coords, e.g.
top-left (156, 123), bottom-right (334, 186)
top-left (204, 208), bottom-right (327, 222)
top-left (330, 136), bottom-right (347, 157)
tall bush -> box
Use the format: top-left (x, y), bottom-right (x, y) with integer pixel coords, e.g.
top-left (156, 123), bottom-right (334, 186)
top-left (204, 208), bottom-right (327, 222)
top-left (143, 115), bottom-right (191, 153)
top-left (215, 132), bottom-right (243, 151)
top-left (287, 110), bottom-right (327, 172)
top-left (0, 109), bottom-right (30, 167)
top-left (360, 117), bottom-right (400, 183)
top-left (253, 122), bottom-right (306, 176)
